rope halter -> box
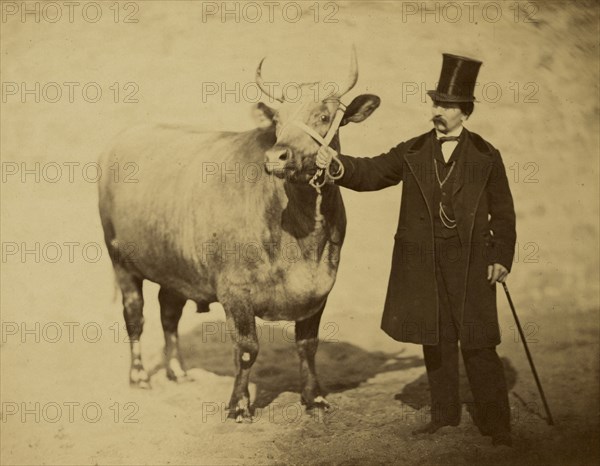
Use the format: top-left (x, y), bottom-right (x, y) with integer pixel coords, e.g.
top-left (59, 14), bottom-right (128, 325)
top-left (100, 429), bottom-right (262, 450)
top-left (293, 100), bottom-right (346, 190)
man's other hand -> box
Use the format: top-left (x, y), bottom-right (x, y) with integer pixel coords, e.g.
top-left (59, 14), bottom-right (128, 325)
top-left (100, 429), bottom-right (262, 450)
top-left (487, 263), bottom-right (509, 285)
top-left (316, 146), bottom-right (337, 169)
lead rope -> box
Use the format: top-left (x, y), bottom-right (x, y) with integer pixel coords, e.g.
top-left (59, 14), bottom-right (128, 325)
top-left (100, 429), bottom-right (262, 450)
top-left (291, 101), bottom-right (347, 190)
top-left (278, 100), bottom-right (347, 220)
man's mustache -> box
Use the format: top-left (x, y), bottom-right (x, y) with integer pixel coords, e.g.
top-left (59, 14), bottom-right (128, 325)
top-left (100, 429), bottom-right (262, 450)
top-left (432, 116), bottom-right (447, 126)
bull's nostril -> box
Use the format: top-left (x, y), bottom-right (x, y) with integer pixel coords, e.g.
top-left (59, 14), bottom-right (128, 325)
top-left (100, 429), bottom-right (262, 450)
top-left (266, 147), bottom-right (290, 163)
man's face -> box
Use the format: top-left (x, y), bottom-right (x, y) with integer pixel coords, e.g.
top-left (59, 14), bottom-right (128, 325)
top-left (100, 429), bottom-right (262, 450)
top-left (431, 100), bottom-right (465, 133)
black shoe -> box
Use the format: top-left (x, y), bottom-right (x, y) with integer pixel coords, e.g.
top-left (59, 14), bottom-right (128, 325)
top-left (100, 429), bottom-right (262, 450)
top-left (477, 427), bottom-right (493, 437)
top-left (412, 421), bottom-right (459, 435)
top-left (492, 432), bottom-right (513, 447)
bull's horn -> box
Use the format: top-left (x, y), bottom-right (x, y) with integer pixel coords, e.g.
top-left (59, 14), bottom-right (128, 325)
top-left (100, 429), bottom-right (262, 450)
top-left (256, 58), bottom-right (284, 103)
top-left (334, 45), bottom-right (359, 98)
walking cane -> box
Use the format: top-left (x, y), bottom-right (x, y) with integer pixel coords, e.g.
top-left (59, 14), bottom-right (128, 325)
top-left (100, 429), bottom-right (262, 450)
top-left (502, 282), bottom-right (555, 425)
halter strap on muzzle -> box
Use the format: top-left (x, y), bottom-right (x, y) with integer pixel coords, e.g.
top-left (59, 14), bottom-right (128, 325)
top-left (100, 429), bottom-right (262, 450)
top-left (291, 102), bottom-right (346, 190)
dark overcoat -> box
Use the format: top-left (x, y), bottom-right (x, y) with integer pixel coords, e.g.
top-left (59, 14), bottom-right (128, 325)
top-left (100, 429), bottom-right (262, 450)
top-left (337, 129), bottom-right (516, 349)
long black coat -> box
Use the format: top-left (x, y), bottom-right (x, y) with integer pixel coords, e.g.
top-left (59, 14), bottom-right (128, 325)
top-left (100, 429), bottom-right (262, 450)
top-left (337, 129), bottom-right (516, 348)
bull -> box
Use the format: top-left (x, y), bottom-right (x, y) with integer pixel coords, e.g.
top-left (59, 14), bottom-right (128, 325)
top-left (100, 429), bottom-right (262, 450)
top-left (98, 48), bottom-right (381, 421)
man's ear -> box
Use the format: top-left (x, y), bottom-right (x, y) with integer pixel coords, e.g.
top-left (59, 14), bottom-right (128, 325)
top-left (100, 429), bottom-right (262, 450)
top-left (252, 102), bottom-right (277, 129)
top-left (340, 94), bottom-right (381, 126)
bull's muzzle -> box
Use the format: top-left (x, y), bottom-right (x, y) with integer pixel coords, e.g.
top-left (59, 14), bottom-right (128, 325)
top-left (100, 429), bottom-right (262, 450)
top-left (264, 147), bottom-right (292, 175)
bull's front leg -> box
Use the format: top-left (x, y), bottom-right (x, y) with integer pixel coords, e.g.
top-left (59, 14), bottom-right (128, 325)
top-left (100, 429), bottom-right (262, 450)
top-left (295, 301), bottom-right (329, 410)
top-left (223, 304), bottom-right (259, 423)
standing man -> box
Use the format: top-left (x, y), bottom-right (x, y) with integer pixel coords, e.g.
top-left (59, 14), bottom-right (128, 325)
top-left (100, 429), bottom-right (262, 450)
top-left (317, 54), bottom-right (516, 446)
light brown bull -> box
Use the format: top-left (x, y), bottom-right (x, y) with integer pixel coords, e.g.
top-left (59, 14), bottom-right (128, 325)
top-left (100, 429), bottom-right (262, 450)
top-left (98, 49), bottom-right (380, 421)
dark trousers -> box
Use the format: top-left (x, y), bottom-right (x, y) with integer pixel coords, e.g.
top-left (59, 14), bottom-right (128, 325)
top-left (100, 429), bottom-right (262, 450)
top-left (423, 236), bottom-right (510, 435)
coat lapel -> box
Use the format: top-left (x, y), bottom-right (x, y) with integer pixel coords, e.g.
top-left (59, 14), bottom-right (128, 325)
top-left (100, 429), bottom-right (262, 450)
top-left (452, 131), bottom-right (469, 196)
top-left (404, 130), bottom-right (436, 220)
top-left (453, 129), bottom-right (494, 243)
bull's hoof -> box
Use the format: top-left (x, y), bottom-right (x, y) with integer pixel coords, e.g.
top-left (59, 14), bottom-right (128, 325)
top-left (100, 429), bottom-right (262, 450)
top-left (302, 395), bottom-right (331, 411)
top-left (129, 367), bottom-right (151, 389)
top-left (166, 358), bottom-right (193, 383)
top-left (229, 396), bottom-right (252, 423)
top-left (302, 395), bottom-right (331, 423)
top-left (130, 379), bottom-right (151, 389)
top-left (166, 370), bottom-right (194, 383)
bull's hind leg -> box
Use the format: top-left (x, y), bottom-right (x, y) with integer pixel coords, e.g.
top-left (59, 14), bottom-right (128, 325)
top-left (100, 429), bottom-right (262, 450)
top-left (222, 303), bottom-right (259, 422)
top-left (158, 287), bottom-right (192, 382)
top-left (296, 301), bottom-right (330, 410)
top-left (114, 265), bottom-right (150, 389)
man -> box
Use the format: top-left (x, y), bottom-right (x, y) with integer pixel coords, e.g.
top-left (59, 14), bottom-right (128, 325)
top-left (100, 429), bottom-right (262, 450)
top-left (317, 54), bottom-right (516, 446)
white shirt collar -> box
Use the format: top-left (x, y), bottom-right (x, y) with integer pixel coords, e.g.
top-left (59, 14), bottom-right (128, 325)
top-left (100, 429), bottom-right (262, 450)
top-left (435, 125), bottom-right (464, 140)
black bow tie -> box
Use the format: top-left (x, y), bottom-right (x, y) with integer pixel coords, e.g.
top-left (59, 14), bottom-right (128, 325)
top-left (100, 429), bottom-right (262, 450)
top-left (438, 136), bottom-right (460, 143)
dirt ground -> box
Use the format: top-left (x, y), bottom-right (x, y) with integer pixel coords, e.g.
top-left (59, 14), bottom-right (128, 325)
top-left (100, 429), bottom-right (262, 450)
top-left (1, 1), bottom-right (599, 465)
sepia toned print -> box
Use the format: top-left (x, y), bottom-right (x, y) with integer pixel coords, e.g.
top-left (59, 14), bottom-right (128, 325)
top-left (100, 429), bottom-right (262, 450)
top-left (1, 1), bottom-right (598, 465)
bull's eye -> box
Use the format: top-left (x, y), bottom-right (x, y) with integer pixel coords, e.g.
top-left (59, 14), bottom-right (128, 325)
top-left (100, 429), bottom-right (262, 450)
top-left (320, 114), bottom-right (330, 123)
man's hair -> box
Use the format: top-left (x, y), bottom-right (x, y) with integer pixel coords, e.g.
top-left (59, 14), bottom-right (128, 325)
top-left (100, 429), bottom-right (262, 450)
top-left (459, 102), bottom-right (475, 117)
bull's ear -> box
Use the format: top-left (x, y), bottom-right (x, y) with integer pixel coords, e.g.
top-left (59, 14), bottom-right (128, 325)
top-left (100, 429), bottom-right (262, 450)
top-left (252, 102), bottom-right (277, 129)
top-left (340, 94), bottom-right (381, 126)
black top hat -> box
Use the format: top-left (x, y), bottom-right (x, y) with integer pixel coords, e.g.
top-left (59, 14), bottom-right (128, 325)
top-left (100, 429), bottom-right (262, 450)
top-left (427, 53), bottom-right (482, 103)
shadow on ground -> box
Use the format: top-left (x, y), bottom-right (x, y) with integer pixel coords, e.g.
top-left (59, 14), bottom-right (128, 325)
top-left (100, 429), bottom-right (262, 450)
top-left (169, 321), bottom-right (424, 408)
top-left (152, 320), bottom-right (520, 413)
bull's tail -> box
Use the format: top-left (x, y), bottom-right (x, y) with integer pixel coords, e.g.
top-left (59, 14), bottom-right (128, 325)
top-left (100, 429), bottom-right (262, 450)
top-left (98, 212), bottom-right (121, 304)
top-left (112, 272), bottom-right (121, 303)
